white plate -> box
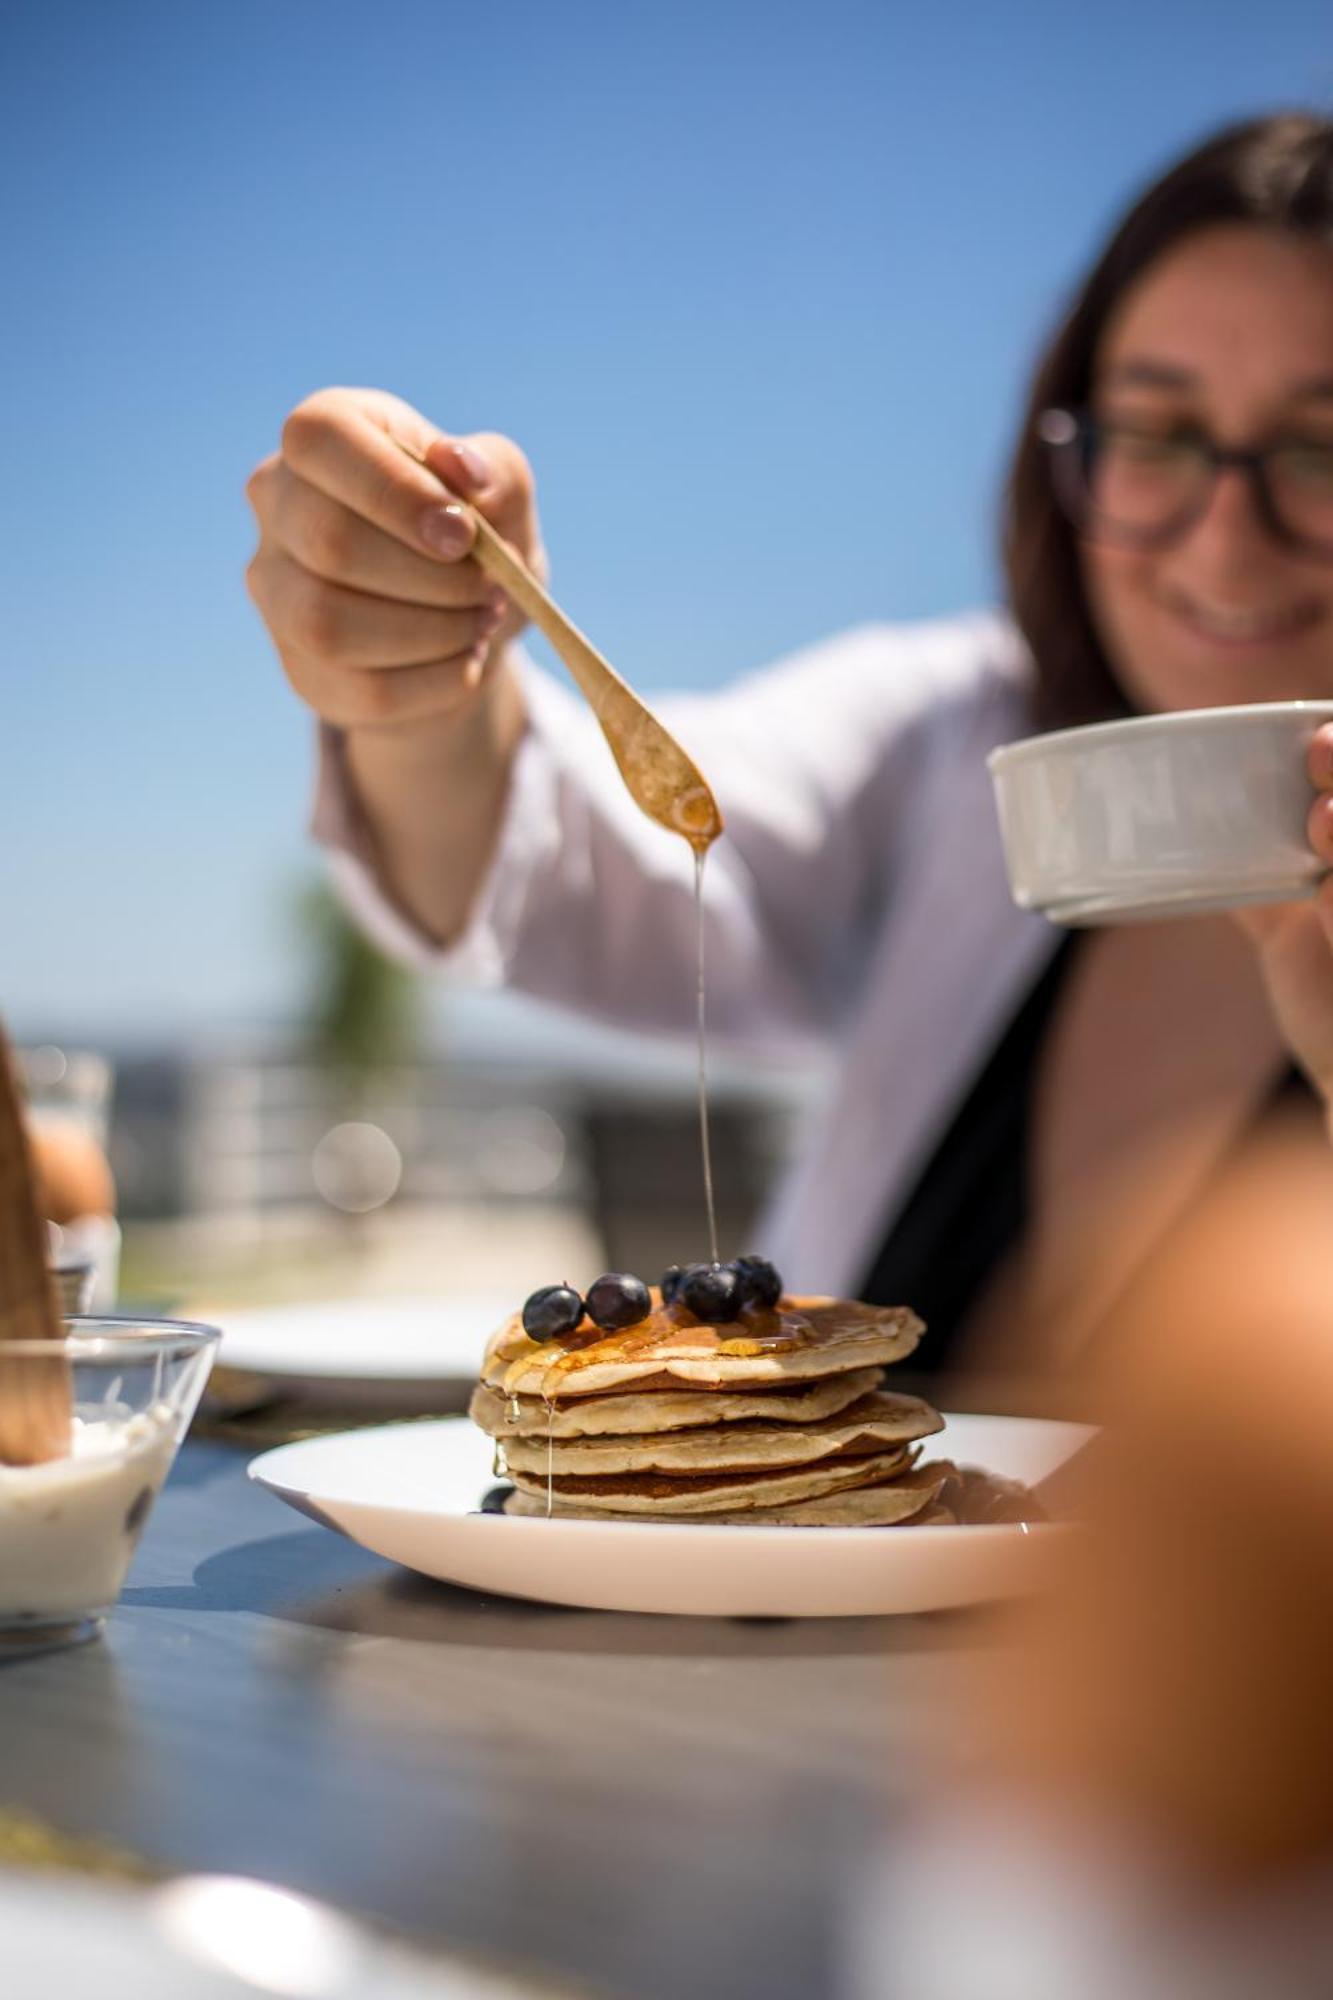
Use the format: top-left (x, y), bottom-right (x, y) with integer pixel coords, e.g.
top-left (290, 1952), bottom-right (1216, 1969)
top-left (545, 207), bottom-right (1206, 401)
top-left (216, 1296), bottom-right (512, 1402)
top-left (248, 1414), bottom-right (1091, 1618)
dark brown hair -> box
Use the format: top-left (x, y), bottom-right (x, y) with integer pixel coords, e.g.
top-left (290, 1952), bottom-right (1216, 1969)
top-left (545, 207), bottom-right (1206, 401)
top-left (1004, 113), bottom-right (1333, 728)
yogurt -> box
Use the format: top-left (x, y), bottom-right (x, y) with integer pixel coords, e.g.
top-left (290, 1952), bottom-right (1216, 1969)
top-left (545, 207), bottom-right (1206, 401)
top-left (0, 1406), bottom-right (177, 1626)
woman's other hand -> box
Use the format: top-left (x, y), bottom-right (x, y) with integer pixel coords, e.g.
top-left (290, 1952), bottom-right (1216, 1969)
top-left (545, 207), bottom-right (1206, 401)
top-left (1238, 722), bottom-right (1333, 1124)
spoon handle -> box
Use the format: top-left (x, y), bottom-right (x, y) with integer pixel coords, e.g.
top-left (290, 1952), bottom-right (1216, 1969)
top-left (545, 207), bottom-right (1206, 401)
top-left (0, 1028), bottom-right (71, 1464)
top-left (393, 433), bottom-right (723, 848)
top-left (390, 432), bottom-right (615, 710)
top-left (466, 510), bottom-right (623, 722)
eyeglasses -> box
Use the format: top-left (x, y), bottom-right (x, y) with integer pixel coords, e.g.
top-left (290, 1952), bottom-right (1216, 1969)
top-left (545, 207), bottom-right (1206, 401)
top-left (1038, 407), bottom-right (1333, 558)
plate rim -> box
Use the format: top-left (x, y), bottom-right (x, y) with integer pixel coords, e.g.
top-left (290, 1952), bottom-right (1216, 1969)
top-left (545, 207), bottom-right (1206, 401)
top-left (247, 1409), bottom-right (1092, 1547)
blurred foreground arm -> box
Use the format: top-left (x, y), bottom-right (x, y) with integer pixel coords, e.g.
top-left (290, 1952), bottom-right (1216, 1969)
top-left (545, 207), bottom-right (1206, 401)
top-left (993, 1118), bottom-right (1333, 1878)
top-left (858, 1126), bottom-right (1333, 1999)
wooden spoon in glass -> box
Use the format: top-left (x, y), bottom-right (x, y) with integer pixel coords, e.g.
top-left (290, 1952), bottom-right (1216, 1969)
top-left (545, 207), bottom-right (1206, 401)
top-left (0, 1024), bottom-right (70, 1465)
top-left (395, 437), bottom-right (724, 852)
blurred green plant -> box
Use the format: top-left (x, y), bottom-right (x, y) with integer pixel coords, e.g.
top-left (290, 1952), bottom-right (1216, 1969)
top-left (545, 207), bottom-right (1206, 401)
top-left (294, 876), bottom-right (423, 1074)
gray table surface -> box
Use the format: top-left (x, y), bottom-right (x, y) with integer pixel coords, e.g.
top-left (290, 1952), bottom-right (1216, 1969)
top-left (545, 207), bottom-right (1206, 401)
top-left (0, 1433), bottom-right (1004, 2000)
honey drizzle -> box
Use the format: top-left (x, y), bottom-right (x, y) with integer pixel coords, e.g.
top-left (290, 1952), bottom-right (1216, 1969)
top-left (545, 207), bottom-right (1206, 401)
top-left (694, 846), bottom-right (719, 1267)
top-left (498, 1298), bottom-right (901, 1400)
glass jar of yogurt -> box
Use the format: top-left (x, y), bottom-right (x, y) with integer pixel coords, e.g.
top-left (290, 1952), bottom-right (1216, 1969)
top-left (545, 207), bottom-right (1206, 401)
top-left (0, 1319), bottom-right (218, 1654)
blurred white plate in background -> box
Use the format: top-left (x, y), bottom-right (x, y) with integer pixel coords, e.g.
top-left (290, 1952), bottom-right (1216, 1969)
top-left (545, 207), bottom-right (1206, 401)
top-left (216, 1296), bottom-right (512, 1402)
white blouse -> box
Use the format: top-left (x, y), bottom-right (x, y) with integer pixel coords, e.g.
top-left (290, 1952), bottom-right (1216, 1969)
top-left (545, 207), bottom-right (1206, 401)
top-left (312, 609), bottom-right (1061, 1293)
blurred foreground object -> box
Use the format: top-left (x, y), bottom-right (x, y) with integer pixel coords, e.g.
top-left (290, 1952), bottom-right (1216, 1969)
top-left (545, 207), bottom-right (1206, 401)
top-left (1003, 1113), bottom-right (1333, 1878)
top-left (29, 1118), bottom-right (116, 1224)
top-left (0, 1023), bottom-right (69, 1466)
top-left (19, 1044), bottom-right (119, 1308)
top-left (855, 1115), bottom-right (1333, 1998)
top-left (5, 1863), bottom-right (557, 1997)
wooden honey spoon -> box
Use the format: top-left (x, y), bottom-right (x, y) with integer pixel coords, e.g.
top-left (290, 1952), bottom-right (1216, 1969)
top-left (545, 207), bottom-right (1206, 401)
top-left (0, 1023), bottom-right (71, 1464)
top-left (394, 436), bottom-right (724, 853)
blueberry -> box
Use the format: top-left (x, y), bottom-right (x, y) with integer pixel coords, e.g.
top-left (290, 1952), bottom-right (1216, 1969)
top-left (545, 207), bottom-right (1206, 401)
top-left (680, 1262), bottom-right (743, 1323)
top-left (585, 1272), bottom-right (652, 1331)
top-left (521, 1284), bottom-right (584, 1341)
top-left (660, 1264), bottom-right (686, 1306)
top-left (730, 1254), bottom-right (783, 1311)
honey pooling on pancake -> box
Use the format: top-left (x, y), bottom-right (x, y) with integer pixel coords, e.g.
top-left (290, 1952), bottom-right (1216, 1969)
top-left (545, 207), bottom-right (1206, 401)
top-left (503, 1296), bottom-right (819, 1403)
top-left (492, 1293), bottom-right (923, 1404)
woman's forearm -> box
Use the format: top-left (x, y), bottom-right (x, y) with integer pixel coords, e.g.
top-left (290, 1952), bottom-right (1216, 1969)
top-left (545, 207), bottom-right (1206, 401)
top-left (342, 648), bottom-right (529, 947)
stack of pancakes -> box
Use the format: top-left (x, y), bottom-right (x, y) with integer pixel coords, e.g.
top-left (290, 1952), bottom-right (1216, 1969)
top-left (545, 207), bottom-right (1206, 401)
top-left (470, 1293), bottom-right (951, 1525)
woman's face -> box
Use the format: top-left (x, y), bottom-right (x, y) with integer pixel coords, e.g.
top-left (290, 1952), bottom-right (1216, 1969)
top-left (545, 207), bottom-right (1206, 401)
top-left (1082, 224), bottom-right (1333, 712)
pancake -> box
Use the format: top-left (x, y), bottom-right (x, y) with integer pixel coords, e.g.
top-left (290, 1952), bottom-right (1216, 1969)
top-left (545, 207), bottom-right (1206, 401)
top-left (505, 1444), bottom-right (916, 1517)
top-left (505, 1465), bottom-right (947, 1526)
top-left (475, 1282), bottom-right (942, 1528)
top-left (481, 1295), bottom-right (923, 1400)
top-left (467, 1367), bottom-right (884, 1440)
top-left (496, 1390), bottom-right (943, 1478)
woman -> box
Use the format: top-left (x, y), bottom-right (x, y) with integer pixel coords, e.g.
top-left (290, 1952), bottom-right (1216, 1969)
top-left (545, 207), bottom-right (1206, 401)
top-left (246, 113), bottom-right (1333, 1380)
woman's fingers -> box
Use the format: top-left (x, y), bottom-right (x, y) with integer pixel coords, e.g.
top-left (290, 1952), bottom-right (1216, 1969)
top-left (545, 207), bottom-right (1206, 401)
top-left (248, 456), bottom-right (499, 611)
top-left (1313, 871), bottom-right (1333, 949)
top-left (274, 395), bottom-right (541, 575)
top-left (1235, 733), bottom-right (1333, 1104)
top-left (246, 389), bottom-right (546, 728)
top-left (1302, 724), bottom-right (1333, 866)
top-left (278, 391), bottom-right (479, 561)
top-left (279, 645), bottom-right (501, 731)
top-left (1241, 880), bottom-right (1333, 1107)
top-left (247, 546), bottom-right (502, 672)
top-left (1308, 789), bottom-right (1333, 867)
top-left (423, 429), bottom-right (544, 571)
top-left (1308, 723), bottom-right (1333, 792)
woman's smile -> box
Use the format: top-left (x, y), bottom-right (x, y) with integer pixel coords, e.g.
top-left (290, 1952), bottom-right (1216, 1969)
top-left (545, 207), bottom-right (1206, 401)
top-left (1151, 580), bottom-right (1324, 652)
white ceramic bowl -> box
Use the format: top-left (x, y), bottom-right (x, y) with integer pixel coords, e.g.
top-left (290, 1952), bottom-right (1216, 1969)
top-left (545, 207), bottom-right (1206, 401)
top-left (988, 701), bottom-right (1333, 924)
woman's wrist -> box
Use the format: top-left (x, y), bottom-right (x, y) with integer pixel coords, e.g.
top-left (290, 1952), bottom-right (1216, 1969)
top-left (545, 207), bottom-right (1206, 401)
top-left (340, 645), bottom-right (528, 945)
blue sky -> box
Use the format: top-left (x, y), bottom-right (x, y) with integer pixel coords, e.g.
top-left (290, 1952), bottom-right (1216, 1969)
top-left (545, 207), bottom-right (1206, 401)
top-left (4, 0), bottom-right (1332, 1045)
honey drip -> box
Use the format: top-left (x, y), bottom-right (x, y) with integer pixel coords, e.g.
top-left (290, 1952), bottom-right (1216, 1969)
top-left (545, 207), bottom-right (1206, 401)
top-left (694, 846), bottom-right (719, 1266)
